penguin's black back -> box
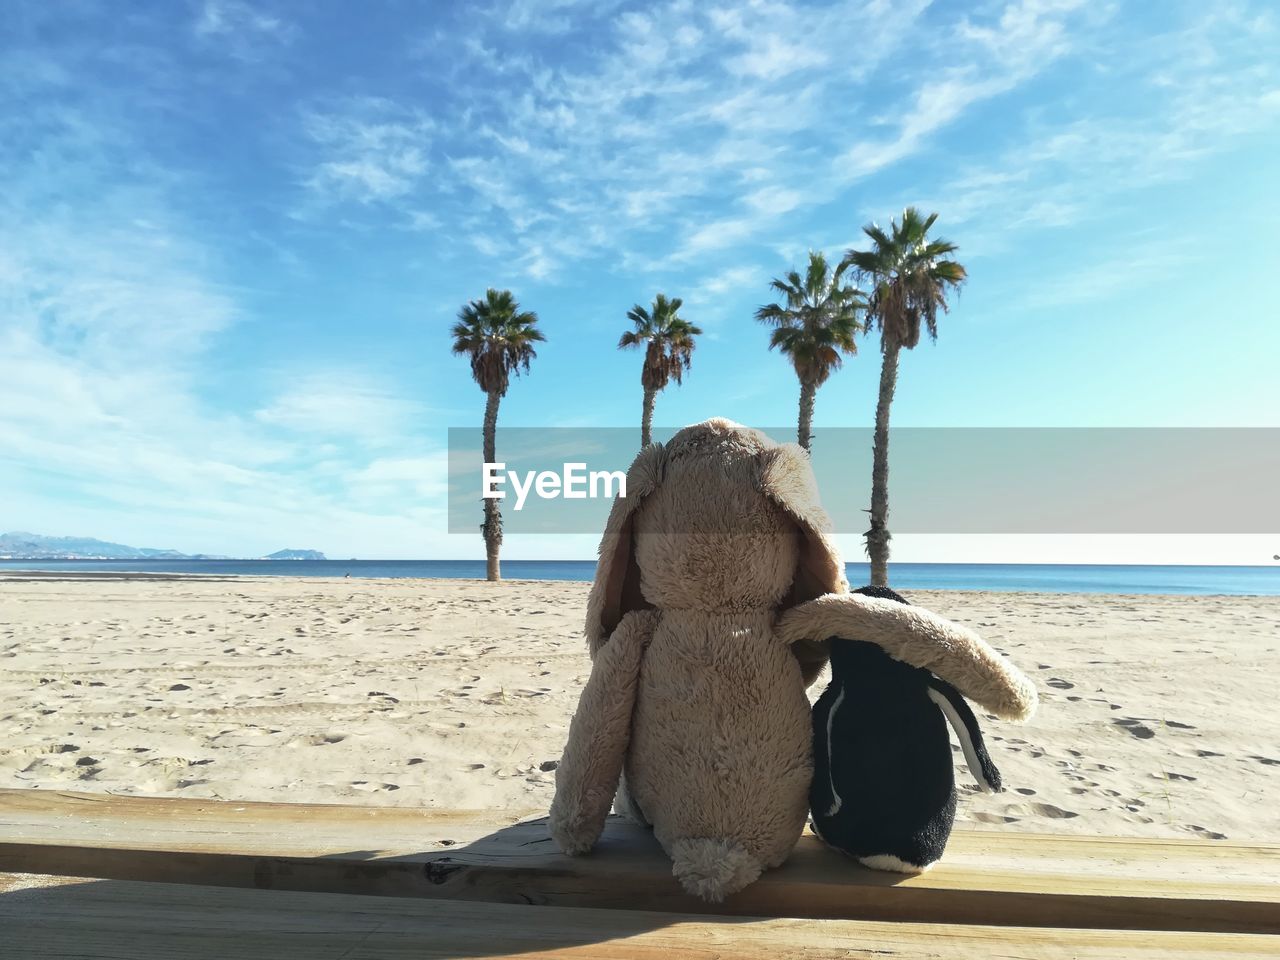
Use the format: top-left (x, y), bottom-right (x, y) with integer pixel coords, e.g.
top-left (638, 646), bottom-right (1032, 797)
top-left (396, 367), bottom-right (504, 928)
top-left (810, 589), bottom-right (957, 868)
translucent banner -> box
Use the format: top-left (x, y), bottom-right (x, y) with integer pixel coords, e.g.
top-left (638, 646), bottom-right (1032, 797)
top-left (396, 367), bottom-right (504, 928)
top-left (447, 427), bottom-right (1280, 535)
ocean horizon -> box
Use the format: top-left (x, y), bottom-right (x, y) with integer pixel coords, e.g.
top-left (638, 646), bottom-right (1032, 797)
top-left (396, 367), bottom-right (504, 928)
top-left (2, 559), bottom-right (1277, 596)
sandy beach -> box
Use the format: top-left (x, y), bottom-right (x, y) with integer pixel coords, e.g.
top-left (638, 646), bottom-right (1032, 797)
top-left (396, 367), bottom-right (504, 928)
top-left (1, 573), bottom-right (1276, 845)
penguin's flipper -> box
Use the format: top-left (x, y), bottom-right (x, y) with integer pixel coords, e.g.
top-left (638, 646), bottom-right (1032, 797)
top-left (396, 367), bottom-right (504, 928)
top-left (927, 676), bottom-right (1003, 793)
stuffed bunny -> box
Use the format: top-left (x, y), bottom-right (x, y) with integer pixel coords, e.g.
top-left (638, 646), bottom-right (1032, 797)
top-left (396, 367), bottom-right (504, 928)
top-left (550, 418), bottom-right (1036, 902)
top-left (811, 585), bottom-right (1004, 874)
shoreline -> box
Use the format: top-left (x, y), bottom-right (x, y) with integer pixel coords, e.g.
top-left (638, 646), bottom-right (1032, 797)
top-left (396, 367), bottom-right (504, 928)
top-left (2, 567), bottom-right (1277, 599)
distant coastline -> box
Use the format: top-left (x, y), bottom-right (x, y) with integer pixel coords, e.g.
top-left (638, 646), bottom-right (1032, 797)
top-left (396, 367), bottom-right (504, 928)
top-left (0, 531), bottom-right (324, 562)
top-left (1, 558), bottom-right (1276, 596)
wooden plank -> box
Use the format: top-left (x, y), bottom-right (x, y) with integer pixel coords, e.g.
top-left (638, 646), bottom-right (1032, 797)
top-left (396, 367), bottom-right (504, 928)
top-left (4, 873), bottom-right (1276, 960)
top-left (1, 788), bottom-right (1276, 935)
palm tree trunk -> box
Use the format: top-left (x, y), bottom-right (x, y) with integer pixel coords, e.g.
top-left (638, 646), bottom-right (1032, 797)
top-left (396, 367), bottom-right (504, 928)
top-left (641, 386), bottom-right (656, 449)
top-left (866, 339), bottom-right (900, 586)
top-left (482, 388), bottom-right (503, 582)
top-left (797, 379), bottom-right (816, 452)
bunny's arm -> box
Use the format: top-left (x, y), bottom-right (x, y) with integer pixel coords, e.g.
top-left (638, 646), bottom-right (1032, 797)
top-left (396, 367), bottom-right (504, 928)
top-left (549, 609), bottom-right (658, 855)
top-left (776, 594), bottom-right (1037, 722)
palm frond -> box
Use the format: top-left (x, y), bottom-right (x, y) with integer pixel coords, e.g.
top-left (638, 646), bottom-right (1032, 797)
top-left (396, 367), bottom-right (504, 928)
top-left (451, 289), bottom-right (545, 395)
top-left (624, 292), bottom-right (700, 391)
top-left (757, 250), bottom-right (864, 384)
top-left (844, 209), bottom-right (965, 351)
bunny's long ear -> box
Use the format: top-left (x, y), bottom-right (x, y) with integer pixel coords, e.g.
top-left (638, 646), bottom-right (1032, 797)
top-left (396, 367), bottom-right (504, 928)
top-left (585, 442), bottom-right (664, 657)
top-left (757, 442), bottom-right (849, 603)
top-left (757, 443), bottom-right (849, 684)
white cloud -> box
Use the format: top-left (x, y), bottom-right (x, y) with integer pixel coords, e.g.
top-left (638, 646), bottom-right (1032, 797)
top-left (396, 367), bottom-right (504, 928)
top-left (302, 98), bottom-right (434, 205)
top-left (743, 185), bottom-right (805, 216)
top-left (381, 0), bottom-right (1105, 283)
top-left (350, 455), bottom-right (451, 503)
top-left (468, 233), bottom-right (507, 257)
top-left (194, 0), bottom-right (295, 59)
top-left (725, 34), bottom-right (829, 81)
top-left (676, 218), bottom-right (756, 259)
top-left (837, 0), bottom-right (1099, 183)
top-left (908, 7), bottom-right (1280, 245)
top-left (254, 376), bottom-right (425, 442)
top-left (1018, 241), bottom-right (1196, 310)
top-left (683, 264), bottom-right (762, 316)
top-left (489, 0), bottom-right (617, 34)
top-left (0, 81), bottom-right (453, 558)
top-left (957, 0), bottom-right (1086, 70)
top-left (404, 0), bottom-right (934, 277)
top-left (839, 73), bottom-right (1009, 179)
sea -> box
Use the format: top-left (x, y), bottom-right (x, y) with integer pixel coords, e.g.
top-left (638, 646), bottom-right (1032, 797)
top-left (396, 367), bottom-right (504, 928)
top-left (2, 559), bottom-right (1277, 596)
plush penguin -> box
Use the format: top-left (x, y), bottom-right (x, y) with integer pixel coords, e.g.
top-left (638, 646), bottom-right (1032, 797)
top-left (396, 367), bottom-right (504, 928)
top-left (810, 585), bottom-right (1004, 873)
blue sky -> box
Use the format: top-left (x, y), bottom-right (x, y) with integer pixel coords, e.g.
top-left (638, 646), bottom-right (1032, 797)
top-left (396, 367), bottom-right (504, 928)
top-left (2, 0), bottom-right (1278, 561)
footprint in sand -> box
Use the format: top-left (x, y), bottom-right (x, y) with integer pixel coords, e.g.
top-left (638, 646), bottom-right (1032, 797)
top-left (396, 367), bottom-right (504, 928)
top-left (1248, 755), bottom-right (1279, 766)
top-left (1011, 801), bottom-right (1079, 820)
top-left (1046, 677), bottom-right (1074, 690)
top-left (296, 733), bottom-right (346, 746)
top-left (1162, 772), bottom-right (1197, 782)
top-left (0, 743), bottom-right (81, 771)
top-left (972, 812), bottom-right (1019, 824)
top-left (1113, 718), bottom-right (1155, 740)
top-left (351, 781), bottom-right (401, 793)
top-left (1187, 825), bottom-right (1228, 840)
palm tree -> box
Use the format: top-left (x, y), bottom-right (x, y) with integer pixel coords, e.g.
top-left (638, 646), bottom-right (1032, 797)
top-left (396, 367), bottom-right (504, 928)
top-left (451, 288), bottom-right (545, 582)
top-left (617, 293), bottom-right (701, 449)
top-left (842, 208), bottom-right (966, 587)
top-left (755, 251), bottom-right (863, 451)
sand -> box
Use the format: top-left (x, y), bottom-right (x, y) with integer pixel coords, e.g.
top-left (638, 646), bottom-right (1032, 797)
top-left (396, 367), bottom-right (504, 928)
top-left (1, 573), bottom-right (1277, 844)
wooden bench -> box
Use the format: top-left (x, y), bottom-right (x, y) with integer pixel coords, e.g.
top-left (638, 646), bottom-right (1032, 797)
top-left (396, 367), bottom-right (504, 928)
top-left (2, 788), bottom-right (1277, 958)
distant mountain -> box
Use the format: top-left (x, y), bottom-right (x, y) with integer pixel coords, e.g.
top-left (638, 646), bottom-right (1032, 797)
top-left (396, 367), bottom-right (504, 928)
top-left (0, 531), bottom-right (325, 562)
top-left (0, 531), bottom-right (225, 560)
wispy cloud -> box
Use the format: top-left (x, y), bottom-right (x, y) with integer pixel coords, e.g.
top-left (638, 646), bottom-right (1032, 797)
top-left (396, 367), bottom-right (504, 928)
top-left (254, 375), bottom-right (426, 443)
top-left (398, 0), bottom-right (936, 277)
top-left (1017, 237), bottom-right (1198, 310)
top-left (361, 0), bottom-right (1112, 282)
top-left (194, 0), bottom-right (295, 60)
top-left (836, 0), bottom-right (1096, 182)
top-left (906, 5), bottom-right (1280, 250)
top-left (692, 265), bottom-right (763, 298)
top-left (301, 97), bottom-right (434, 205)
top-left (0, 53), bottom-right (456, 557)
